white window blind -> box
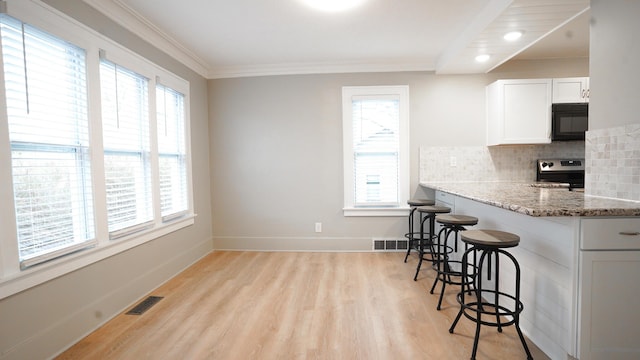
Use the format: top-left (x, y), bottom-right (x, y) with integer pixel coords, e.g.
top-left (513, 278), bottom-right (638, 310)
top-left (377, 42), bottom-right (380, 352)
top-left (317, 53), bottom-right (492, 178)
top-left (156, 83), bottom-right (188, 220)
top-left (352, 95), bottom-right (400, 207)
top-left (100, 58), bottom-right (153, 238)
top-left (0, 15), bottom-right (96, 267)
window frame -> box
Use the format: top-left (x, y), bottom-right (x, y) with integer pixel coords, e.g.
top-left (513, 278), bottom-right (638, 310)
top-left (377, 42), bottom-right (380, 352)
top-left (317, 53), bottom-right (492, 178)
top-left (342, 85), bottom-right (410, 217)
top-left (0, 0), bottom-right (194, 299)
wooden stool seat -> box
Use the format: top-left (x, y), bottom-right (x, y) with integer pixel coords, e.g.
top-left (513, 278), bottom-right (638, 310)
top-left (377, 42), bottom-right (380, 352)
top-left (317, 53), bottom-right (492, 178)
top-left (416, 205), bottom-right (451, 215)
top-left (407, 198), bottom-right (435, 207)
top-left (436, 214), bottom-right (479, 226)
top-left (460, 229), bottom-right (520, 248)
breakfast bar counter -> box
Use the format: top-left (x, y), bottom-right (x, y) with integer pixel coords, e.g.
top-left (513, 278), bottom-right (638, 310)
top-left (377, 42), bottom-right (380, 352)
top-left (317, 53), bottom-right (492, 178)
top-left (420, 181), bottom-right (640, 360)
top-left (420, 182), bottom-right (640, 217)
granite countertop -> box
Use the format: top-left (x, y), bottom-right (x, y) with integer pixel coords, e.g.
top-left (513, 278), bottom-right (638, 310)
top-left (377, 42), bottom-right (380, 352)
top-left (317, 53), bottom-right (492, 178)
top-left (420, 182), bottom-right (640, 217)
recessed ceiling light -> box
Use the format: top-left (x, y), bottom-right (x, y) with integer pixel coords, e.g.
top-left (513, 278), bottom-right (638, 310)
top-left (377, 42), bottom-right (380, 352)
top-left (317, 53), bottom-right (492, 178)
top-left (300, 0), bottom-right (367, 12)
top-left (504, 31), bottom-right (524, 41)
top-left (475, 54), bottom-right (490, 63)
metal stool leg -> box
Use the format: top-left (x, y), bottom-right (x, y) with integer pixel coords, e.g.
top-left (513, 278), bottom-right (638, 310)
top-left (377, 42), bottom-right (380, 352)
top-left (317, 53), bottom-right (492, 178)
top-left (504, 249), bottom-right (534, 360)
top-left (413, 214), bottom-right (430, 281)
top-left (404, 207), bottom-right (417, 263)
top-left (414, 213), bottom-right (439, 281)
top-left (449, 246), bottom-right (475, 333)
top-left (430, 226), bottom-right (452, 310)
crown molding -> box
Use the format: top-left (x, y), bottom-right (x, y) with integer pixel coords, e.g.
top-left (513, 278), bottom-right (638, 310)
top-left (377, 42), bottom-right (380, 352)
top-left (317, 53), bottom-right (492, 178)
top-left (208, 60), bottom-right (435, 79)
top-left (82, 0), bottom-right (209, 78)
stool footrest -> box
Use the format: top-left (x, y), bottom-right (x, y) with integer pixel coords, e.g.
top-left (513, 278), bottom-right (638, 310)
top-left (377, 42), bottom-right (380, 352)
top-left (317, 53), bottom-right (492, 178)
top-left (456, 292), bottom-right (524, 328)
top-left (432, 260), bottom-right (475, 287)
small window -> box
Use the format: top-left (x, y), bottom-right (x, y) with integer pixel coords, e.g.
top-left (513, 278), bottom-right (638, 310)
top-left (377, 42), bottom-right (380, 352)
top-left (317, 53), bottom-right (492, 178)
top-left (342, 86), bottom-right (410, 216)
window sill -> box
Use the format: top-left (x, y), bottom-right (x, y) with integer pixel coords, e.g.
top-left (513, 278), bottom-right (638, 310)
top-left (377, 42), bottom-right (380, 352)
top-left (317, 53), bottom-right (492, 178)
top-left (0, 214), bottom-right (195, 300)
top-left (343, 207), bottom-right (410, 217)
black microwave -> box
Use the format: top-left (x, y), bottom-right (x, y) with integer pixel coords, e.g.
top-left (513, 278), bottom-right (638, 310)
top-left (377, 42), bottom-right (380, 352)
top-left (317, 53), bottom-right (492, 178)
top-left (551, 103), bottom-right (588, 141)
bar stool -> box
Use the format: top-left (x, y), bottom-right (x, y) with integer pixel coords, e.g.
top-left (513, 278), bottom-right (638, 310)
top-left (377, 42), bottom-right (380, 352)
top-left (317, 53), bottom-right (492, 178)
top-left (430, 214), bottom-right (478, 310)
top-left (449, 229), bottom-right (533, 360)
top-left (404, 198), bottom-right (435, 263)
top-left (413, 205), bottom-right (450, 281)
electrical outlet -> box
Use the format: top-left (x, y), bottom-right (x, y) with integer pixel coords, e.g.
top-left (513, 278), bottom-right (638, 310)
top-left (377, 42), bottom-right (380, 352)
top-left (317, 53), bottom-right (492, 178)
top-left (315, 222), bottom-right (322, 233)
top-left (450, 156), bottom-right (457, 167)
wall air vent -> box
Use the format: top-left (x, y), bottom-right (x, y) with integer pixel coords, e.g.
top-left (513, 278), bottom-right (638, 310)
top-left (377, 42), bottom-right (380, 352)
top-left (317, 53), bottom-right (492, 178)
top-left (126, 296), bottom-right (164, 315)
top-left (372, 239), bottom-right (407, 251)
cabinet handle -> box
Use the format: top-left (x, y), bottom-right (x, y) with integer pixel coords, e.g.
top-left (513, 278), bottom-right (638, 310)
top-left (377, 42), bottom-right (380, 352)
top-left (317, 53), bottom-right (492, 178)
top-left (582, 89), bottom-right (586, 98)
top-left (619, 231), bottom-right (640, 236)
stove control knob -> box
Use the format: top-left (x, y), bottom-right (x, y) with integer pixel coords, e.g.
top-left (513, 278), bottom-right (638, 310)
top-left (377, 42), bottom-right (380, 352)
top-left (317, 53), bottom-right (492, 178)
top-left (541, 162), bottom-right (548, 168)
top-left (548, 162), bottom-right (554, 168)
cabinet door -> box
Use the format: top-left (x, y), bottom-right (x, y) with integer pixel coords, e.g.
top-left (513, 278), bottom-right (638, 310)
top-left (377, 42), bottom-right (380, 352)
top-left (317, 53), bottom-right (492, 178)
top-left (487, 79), bottom-right (552, 145)
top-left (553, 77), bottom-right (589, 103)
top-left (435, 190), bottom-right (455, 210)
top-left (579, 250), bottom-right (640, 360)
top-left (434, 191), bottom-right (455, 238)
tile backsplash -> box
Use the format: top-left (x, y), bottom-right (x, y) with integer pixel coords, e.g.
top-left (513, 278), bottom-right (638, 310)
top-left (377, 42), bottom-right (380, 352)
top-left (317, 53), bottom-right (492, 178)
top-left (585, 124), bottom-right (640, 201)
top-left (420, 142), bottom-right (585, 184)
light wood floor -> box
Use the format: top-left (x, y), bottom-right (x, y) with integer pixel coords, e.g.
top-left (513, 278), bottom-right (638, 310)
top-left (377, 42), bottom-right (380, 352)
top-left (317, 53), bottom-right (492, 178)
top-left (58, 251), bottom-right (550, 360)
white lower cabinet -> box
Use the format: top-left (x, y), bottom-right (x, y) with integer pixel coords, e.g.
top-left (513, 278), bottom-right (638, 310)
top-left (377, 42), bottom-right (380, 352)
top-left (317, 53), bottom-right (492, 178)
top-left (578, 251), bottom-right (640, 359)
top-left (578, 218), bottom-right (640, 360)
top-left (435, 190), bottom-right (455, 210)
top-left (435, 190), bottom-right (455, 235)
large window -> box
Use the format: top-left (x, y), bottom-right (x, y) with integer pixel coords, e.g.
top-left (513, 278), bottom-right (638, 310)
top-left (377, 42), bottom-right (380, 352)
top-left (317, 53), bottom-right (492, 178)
top-left (342, 86), bottom-right (409, 216)
top-left (1, 15), bottom-right (96, 268)
top-left (156, 84), bottom-right (188, 220)
top-left (0, 1), bottom-right (193, 297)
top-left (100, 59), bottom-right (153, 238)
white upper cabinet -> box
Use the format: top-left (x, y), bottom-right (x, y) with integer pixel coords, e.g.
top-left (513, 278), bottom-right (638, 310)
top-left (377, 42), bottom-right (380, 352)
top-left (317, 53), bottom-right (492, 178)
top-left (552, 77), bottom-right (590, 103)
top-left (486, 79), bottom-right (552, 146)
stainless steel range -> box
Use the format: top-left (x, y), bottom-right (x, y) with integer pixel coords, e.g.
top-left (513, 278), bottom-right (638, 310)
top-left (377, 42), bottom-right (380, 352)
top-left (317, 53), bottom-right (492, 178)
top-left (536, 159), bottom-right (585, 189)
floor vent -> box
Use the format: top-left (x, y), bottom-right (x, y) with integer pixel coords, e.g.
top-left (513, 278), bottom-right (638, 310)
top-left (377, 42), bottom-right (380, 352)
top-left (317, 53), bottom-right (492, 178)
top-left (126, 296), bottom-right (164, 315)
top-left (373, 239), bottom-right (408, 251)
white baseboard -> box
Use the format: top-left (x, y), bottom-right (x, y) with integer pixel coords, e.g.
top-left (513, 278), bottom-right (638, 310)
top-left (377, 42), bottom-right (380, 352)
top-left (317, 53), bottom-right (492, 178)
top-left (212, 236), bottom-right (374, 252)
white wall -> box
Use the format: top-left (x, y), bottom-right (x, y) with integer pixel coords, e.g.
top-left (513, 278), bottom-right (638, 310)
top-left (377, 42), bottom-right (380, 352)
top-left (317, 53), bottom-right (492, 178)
top-left (589, 0), bottom-right (640, 130)
top-left (0, 1), bottom-right (213, 359)
top-left (208, 58), bottom-right (588, 251)
top-left (583, 0), bottom-right (640, 201)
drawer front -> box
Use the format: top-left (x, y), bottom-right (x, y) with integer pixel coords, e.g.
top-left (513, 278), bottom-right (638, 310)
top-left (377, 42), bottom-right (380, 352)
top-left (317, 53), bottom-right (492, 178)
top-left (435, 190), bottom-right (455, 207)
top-left (581, 218), bottom-right (640, 250)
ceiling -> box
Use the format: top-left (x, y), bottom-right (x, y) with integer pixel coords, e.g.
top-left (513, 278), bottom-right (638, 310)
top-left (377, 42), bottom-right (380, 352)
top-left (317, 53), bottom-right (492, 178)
top-left (83, 0), bottom-right (590, 79)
